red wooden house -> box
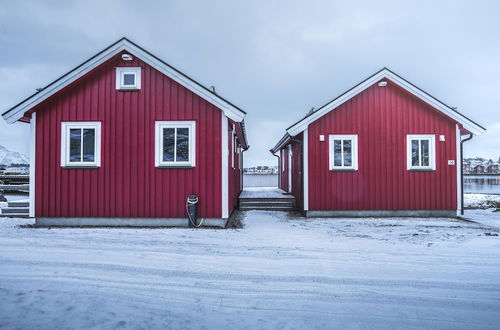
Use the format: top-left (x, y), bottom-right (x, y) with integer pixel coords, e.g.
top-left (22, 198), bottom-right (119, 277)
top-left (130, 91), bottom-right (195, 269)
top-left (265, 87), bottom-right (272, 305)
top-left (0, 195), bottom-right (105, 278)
top-left (2, 38), bottom-right (248, 227)
top-left (271, 68), bottom-right (485, 217)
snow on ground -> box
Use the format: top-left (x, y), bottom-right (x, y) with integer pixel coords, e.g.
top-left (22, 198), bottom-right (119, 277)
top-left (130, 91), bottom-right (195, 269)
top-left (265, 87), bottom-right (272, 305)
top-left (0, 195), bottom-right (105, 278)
top-left (464, 193), bottom-right (500, 209)
top-left (1, 211), bottom-right (500, 329)
top-left (464, 209), bottom-right (500, 230)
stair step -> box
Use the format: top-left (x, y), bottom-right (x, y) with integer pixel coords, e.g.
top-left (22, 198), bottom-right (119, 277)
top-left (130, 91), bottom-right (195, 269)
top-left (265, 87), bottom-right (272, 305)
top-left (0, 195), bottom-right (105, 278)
top-left (240, 200), bottom-right (294, 206)
top-left (8, 201), bottom-right (29, 207)
top-left (239, 206), bottom-right (294, 211)
top-left (0, 213), bottom-right (30, 217)
top-left (1, 208), bottom-right (29, 214)
top-left (240, 198), bottom-right (295, 203)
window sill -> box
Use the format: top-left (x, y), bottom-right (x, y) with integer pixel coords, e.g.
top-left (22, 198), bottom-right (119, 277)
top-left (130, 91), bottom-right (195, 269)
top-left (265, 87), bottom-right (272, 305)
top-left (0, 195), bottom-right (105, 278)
top-left (408, 168), bottom-right (436, 172)
top-left (117, 88), bottom-right (140, 92)
top-left (62, 165), bottom-right (100, 169)
top-left (330, 168), bottom-right (357, 172)
top-left (156, 165), bottom-right (195, 169)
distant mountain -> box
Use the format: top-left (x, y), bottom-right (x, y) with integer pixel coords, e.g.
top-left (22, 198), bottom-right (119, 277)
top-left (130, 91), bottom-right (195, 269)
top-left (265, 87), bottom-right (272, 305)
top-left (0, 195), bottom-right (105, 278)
top-left (0, 145), bottom-right (29, 165)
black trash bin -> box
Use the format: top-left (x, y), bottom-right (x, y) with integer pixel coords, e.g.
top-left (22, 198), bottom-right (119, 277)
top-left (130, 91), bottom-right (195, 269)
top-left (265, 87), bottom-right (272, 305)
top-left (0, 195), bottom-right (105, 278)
top-left (187, 195), bottom-right (198, 228)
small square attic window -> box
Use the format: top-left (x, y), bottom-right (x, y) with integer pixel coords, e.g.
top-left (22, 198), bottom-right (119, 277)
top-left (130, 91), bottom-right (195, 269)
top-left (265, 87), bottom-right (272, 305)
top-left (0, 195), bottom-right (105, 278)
top-left (116, 67), bottom-right (141, 90)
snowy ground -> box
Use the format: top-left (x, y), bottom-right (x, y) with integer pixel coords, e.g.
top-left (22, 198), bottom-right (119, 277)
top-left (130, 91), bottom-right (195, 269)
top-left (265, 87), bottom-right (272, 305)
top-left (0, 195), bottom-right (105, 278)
top-left (464, 193), bottom-right (500, 209)
top-left (1, 211), bottom-right (500, 329)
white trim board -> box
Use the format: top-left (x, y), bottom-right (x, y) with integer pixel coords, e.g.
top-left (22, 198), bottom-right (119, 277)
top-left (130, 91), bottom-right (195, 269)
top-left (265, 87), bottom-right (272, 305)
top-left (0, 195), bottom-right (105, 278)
top-left (288, 144), bottom-right (292, 193)
top-left (286, 68), bottom-right (485, 137)
top-left (456, 125), bottom-right (462, 216)
top-left (303, 128), bottom-right (309, 211)
top-left (221, 112), bottom-right (229, 218)
top-left (406, 134), bottom-right (436, 171)
top-left (3, 38), bottom-right (246, 124)
top-left (115, 67), bottom-right (141, 90)
top-left (154, 121), bottom-right (196, 167)
top-left (328, 134), bottom-right (359, 171)
top-left (29, 113), bottom-right (36, 217)
top-left (60, 122), bottom-right (102, 168)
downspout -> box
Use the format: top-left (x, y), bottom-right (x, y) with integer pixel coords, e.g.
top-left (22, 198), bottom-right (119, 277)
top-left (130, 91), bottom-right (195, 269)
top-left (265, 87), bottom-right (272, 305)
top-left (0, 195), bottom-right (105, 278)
top-left (460, 134), bottom-right (473, 215)
top-left (272, 152), bottom-right (280, 188)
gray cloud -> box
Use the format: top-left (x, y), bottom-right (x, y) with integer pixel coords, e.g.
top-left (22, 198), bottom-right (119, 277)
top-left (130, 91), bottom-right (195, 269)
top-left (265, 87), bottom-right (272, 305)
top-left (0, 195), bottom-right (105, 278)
top-left (0, 0), bottom-right (499, 164)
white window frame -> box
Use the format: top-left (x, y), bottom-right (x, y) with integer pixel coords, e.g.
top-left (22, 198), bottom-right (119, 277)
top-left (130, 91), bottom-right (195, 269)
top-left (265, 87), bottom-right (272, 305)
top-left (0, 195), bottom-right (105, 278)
top-left (407, 134), bottom-right (436, 171)
top-left (116, 67), bottom-right (141, 90)
top-left (155, 121), bottom-right (196, 168)
top-left (61, 122), bottom-right (101, 168)
top-left (329, 134), bottom-right (358, 171)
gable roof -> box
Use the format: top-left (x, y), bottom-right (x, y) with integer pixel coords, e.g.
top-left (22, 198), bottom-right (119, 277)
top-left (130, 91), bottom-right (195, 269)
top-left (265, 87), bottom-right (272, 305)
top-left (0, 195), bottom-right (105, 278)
top-left (284, 68), bottom-right (486, 138)
top-left (2, 37), bottom-right (247, 124)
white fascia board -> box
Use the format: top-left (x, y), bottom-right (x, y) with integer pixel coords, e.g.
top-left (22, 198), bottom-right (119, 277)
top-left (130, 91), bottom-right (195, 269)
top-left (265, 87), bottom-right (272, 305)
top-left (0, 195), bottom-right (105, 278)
top-left (29, 112), bottom-right (36, 217)
top-left (456, 125), bottom-right (462, 216)
top-left (303, 128), bottom-right (309, 211)
top-left (125, 43), bottom-right (245, 122)
top-left (271, 133), bottom-right (291, 154)
top-left (3, 40), bottom-right (128, 124)
top-left (221, 112), bottom-right (229, 218)
top-left (286, 69), bottom-right (485, 137)
top-left (4, 40), bottom-right (245, 124)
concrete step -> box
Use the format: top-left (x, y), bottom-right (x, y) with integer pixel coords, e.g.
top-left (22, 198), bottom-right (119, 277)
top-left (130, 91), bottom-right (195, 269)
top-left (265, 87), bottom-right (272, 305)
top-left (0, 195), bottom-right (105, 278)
top-left (240, 200), bottom-right (294, 206)
top-left (0, 213), bottom-right (30, 218)
top-left (239, 206), bottom-right (294, 211)
top-left (239, 197), bottom-right (295, 203)
top-left (8, 201), bottom-right (29, 207)
top-left (1, 207), bottom-right (29, 214)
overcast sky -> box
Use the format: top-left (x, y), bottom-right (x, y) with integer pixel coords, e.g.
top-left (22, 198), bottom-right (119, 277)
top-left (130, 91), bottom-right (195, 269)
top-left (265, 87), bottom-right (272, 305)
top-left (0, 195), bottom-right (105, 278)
top-left (0, 0), bottom-right (499, 166)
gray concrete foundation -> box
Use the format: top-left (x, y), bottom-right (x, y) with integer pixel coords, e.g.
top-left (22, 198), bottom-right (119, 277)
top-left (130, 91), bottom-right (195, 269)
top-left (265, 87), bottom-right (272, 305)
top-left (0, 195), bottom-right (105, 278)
top-left (35, 217), bottom-right (228, 228)
top-left (305, 209), bottom-right (457, 218)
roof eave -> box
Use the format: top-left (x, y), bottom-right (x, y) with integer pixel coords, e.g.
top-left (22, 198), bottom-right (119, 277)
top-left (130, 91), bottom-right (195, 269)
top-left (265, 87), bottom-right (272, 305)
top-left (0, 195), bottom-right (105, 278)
top-left (2, 38), bottom-right (246, 124)
top-left (270, 133), bottom-right (291, 154)
top-left (285, 68), bottom-right (486, 137)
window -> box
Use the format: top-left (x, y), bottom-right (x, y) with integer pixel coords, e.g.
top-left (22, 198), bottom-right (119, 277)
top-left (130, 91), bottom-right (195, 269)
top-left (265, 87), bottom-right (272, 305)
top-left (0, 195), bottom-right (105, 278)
top-left (329, 134), bottom-right (358, 171)
top-left (155, 121), bottom-right (196, 167)
top-left (407, 134), bottom-right (436, 170)
top-left (61, 122), bottom-right (101, 167)
top-left (116, 67), bottom-right (141, 90)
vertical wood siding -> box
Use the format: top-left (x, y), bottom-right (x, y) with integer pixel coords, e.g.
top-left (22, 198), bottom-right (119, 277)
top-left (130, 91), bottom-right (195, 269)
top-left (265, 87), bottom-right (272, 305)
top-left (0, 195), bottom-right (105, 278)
top-left (290, 135), bottom-right (303, 209)
top-left (306, 80), bottom-right (458, 211)
top-left (279, 148), bottom-right (289, 191)
top-left (34, 52), bottom-right (223, 218)
top-left (278, 138), bottom-right (303, 208)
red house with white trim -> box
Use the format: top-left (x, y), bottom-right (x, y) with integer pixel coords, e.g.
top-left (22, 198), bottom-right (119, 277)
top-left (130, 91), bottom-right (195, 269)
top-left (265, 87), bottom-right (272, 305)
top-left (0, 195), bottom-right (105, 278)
top-left (271, 68), bottom-right (485, 217)
top-left (2, 38), bottom-right (248, 227)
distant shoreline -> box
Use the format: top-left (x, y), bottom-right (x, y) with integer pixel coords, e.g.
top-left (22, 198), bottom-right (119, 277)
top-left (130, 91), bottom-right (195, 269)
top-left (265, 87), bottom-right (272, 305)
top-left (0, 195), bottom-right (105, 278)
top-left (464, 174), bottom-right (500, 177)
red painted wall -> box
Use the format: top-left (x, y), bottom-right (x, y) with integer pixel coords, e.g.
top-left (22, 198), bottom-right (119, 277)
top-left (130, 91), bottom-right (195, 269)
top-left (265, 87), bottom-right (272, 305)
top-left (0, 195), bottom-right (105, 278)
top-left (290, 135), bottom-right (303, 209)
top-left (277, 137), bottom-right (303, 209)
top-left (279, 148), bottom-right (289, 192)
top-left (34, 52), bottom-right (225, 218)
top-left (306, 79), bottom-right (458, 211)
